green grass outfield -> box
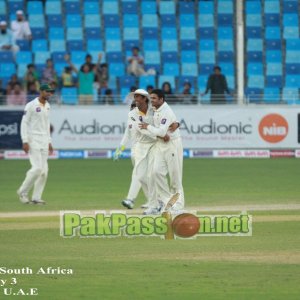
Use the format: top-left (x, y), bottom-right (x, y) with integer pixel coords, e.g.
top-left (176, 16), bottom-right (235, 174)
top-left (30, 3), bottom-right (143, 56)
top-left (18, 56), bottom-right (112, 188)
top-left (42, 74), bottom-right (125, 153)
top-left (0, 159), bottom-right (300, 299)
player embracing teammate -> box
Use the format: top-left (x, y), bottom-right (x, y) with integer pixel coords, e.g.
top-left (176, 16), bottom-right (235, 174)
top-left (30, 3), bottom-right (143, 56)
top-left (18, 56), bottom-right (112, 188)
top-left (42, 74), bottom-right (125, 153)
top-left (118, 88), bottom-right (184, 214)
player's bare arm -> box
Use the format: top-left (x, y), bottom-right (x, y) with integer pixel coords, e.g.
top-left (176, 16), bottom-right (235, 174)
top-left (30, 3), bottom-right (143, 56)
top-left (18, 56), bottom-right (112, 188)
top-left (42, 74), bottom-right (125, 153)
top-left (23, 143), bottom-right (29, 154)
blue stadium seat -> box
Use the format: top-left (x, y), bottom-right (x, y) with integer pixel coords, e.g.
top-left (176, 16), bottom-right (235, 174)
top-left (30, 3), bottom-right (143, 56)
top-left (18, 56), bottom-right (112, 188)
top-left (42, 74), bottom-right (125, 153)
top-left (283, 1), bottom-right (298, 13)
top-left (142, 14), bottom-right (158, 28)
top-left (163, 63), bottom-right (179, 76)
top-left (70, 51), bottom-right (86, 65)
top-left (0, 2), bottom-right (6, 14)
top-left (181, 51), bottom-right (197, 63)
top-left (199, 40), bottom-right (215, 51)
top-left (158, 75), bottom-right (176, 90)
top-left (199, 51), bottom-right (215, 64)
top-left (52, 52), bottom-right (67, 63)
top-left (286, 51), bottom-right (300, 63)
top-left (103, 2), bottom-right (119, 15)
top-left (84, 15), bottom-right (101, 28)
top-left (266, 63), bottom-right (282, 76)
top-left (47, 15), bottom-right (63, 27)
top-left (27, 1), bottom-right (43, 14)
top-left (220, 63), bottom-right (235, 76)
top-left (218, 51), bottom-right (233, 63)
top-left (105, 28), bottom-right (120, 40)
top-left (247, 51), bottom-right (263, 62)
top-left (49, 28), bottom-right (64, 40)
top-left (8, 2), bottom-right (24, 14)
top-left (67, 41), bottom-right (84, 51)
top-left (218, 14), bottom-right (233, 26)
top-left (67, 28), bottom-right (83, 41)
top-left (248, 76), bottom-right (265, 88)
top-left (264, 1), bottom-right (280, 14)
top-left (162, 40), bottom-right (178, 52)
top-left (282, 88), bottom-right (299, 103)
top-left (246, 2), bottom-right (261, 14)
top-left (162, 52), bottom-right (178, 63)
top-left (29, 15), bottom-right (45, 28)
top-left (283, 27), bottom-right (299, 39)
top-left (178, 76), bottom-right (196, 89)
top-left (34, 52), bottom-right (50, 64)
top-left (32, 28), bottom-right (46, 39)
top-left (123, 14), bottom-right (139, 27)
top-left (141, 2), bottom-right (156, 14)
top-left (181, 64), bottom-right (198, 76)
top-left (17, 64), bottom-right (28, 78)
top-left (263, 88), bottom-right (280, 103)
top-left (87, 40), bottom-right (103, 52)
top-left (85, 28), bottom-right (101, 40)
top-left (122, 2), bottom-right (138, 14)
top-left (199, 64), bottom-right (214, 75)
top-left (124, 41), bottom-right (139, 51)
top-left (64, 2), bottom-right (80, 14)
top-left (218, 1), bottom-right (233, 14)
top-left (265, 39), bottom-right (281, 50)
top-left (264, 14), bottom-right (280, 26)
top-left (245, 88), bottom-right (263, 103)
top-left (266, 75), bottom-right (283, 87)
top-left (84, 2), bottom-right (100, 15)
top-left (0, 63), bottom-right (16, 77)
top-left (286, 63), bottom-right (300, 74)
top-left (218, 40), bottom-right (234, 51)
top-left (66, 15), bottom-right (82, 28)
top-left (199, 27), bottom-right (214, 39)
top-left (0, 52), bottom-right (14, 63)
top-left (145, 64), bottom-right (160, 74)
top-left (179, 2), bottom-right (194, 14)
top-left (142, 28), bottom-right (158, 40)
top-left (266, 51), bottom-right (282, 62)
top-left (161, 28), bottom-right (177, 40)
top-left (138, 76), bottom-right (156, 90)
top-left (198, 76), bottom-right (208, 89)
top-left (143, 39), bottom-right (159, 51)
top-left (104, 15), bottom-right (120, 28)
top-left (246, 14), bottom-right (262, 27)
top-left (61, 88), bottom-right (78, 105)
top-left (265, 27), bottom-right (281, 39)
top-left (198, 15), bottom-right (214, 27)
top-left (119, 76), bottom-right (136, 88)
top-left (181, 40), bottom-right (197, 51)
top-left (16, 40), bottom-right (30, 51)
top-left (106, 40), bottom-right (122, 52)
top-left (218, 27), bottom-right (233, 40)
top-left (199, 2), bottom-right (213, 14)
top-left (144, 51), bottom-right (160, 64)
top-left (247, 63), bottom-right (263, 75)
top-left (180, 28), bottom-right (196, 40)
top-left (161, 15), bottom-right (176, 27)
top-left (160, 1), bottom-right (175, 15)
top-left (106, 52), bottom-right (123, 63)
top-left (46, 2), bottom-right (61, 15)
top-left (286, 39), bottom-right (300, 50)
top-left (124, 28), bottom-right (139, 41)
top-left (32, 40), bottom-right (48, 52)
top-left (247, 27), bottom-right (262, 38)
top-left (283, 14), bottom-right (298, 26)
top-left (285, 75), bottom-right (300, 88)
top-left (109, 63), bottom-right (125, 76)
top-left (180, 14), bottom-right (195, 27)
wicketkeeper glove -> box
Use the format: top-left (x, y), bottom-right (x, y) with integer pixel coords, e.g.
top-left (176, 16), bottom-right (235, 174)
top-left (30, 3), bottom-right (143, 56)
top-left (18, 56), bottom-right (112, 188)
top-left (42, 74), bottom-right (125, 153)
top-left (113, 145), bottom-right (125, 161)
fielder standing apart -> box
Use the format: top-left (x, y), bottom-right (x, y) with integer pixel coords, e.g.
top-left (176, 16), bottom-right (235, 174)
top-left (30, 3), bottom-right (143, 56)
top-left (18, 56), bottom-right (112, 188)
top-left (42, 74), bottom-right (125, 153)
top-left (17, 84), bottom-right (54, 204)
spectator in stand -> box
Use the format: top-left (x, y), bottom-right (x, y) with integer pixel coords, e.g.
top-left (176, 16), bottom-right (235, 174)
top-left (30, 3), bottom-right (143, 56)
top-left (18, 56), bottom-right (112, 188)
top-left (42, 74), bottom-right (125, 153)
top-left (146, 85), bottom-right (154, 94)
top-left (27, 82), bottom-right (39, 102)
top-left (103, 88), bottom-right (114, 105)
top-left (48, 81), bottom-right (59, 104)
top-left (24, 64), bottom-right (39, 92)
top-left (61, 66), bottom-right (75, 87)
top-left (201, 66), bottom-right (231, 104)
top-left (0, 21), bottom-right (19, 55)
top-left (180, 82), bottom-right (198, 105)
top-left (8, 74), bottom-right (21, 89)
top-left (0, 79), bottom-right (6, 104)
top-left (127, 47), bottom-right (146, 76)
top-left (11, 10), bottom-right (32, 41)
top-left (6, 83), bottom-right (27, 105)
top-left (96, 61), bottom-right (109, 89)
top-left (42, 59), bottom-right (58, 85)
top-left (162, 81), bottom-right (177, 104)
top-left (65, 54), bottom-right (98, 105)
top-left (80, 54), bottom-right (96, 72)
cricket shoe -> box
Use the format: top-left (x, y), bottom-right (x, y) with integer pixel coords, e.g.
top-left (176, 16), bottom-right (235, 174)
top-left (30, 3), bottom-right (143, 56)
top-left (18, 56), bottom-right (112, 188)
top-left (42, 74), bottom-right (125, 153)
top-left (17, 189), bottom-right (30, 204)
top-left (31, 199), bottom-right (46, 205)
top-left (141, 202), bottom-right (149, 209)
top-left (143, 201), bottom-right (163, 215)
top-left (121, 199), bottom-right (134, 209)
top-left (163, 193), bottom-right (180, 212)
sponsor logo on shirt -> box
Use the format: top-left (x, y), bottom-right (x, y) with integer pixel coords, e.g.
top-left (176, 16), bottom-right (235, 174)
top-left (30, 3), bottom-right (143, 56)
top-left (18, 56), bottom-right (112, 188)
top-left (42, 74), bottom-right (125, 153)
top-left (161, 118), bottom-right (167, 124)
top-left (139, 116), bottom-right (143, 122)
top-left (36, 107), bottom-right (41, 112)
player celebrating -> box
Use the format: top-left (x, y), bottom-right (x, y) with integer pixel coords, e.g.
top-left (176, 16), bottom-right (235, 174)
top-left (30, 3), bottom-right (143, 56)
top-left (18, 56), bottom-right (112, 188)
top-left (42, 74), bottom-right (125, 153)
top-left (17, 84), bottom-right (54, 204)
top-left (139, 89), bottom-right (184, 214)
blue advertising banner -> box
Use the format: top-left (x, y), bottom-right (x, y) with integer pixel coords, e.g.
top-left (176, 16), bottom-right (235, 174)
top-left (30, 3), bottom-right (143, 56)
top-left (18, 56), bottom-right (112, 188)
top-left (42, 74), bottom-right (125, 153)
top-left (0, 111), bottom-right (23, 149)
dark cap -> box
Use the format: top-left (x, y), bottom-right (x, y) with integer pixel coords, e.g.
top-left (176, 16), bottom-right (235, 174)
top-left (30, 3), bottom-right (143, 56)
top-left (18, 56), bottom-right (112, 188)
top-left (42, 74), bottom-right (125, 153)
top-left (40, 84), bottom-right (54, 92)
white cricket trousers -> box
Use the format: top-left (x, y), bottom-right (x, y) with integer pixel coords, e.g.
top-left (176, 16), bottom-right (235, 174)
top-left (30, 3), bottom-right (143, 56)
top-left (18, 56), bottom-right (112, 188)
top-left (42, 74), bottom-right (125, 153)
top-left (127, 143), bottom-right (153, 202)
top-left (148, 138), bottom-right (184, 209)
top-left (19, 148), bottom-right (49, 200)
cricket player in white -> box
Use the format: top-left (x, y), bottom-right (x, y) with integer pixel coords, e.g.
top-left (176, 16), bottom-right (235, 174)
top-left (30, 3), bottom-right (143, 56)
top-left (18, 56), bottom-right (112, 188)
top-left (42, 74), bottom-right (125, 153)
top-left (114, 100), bottom-right (150, 209)
top-left (139, 89), bottom-right (184, 213)
top-left (17, 84), bottom-right (54, 204)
